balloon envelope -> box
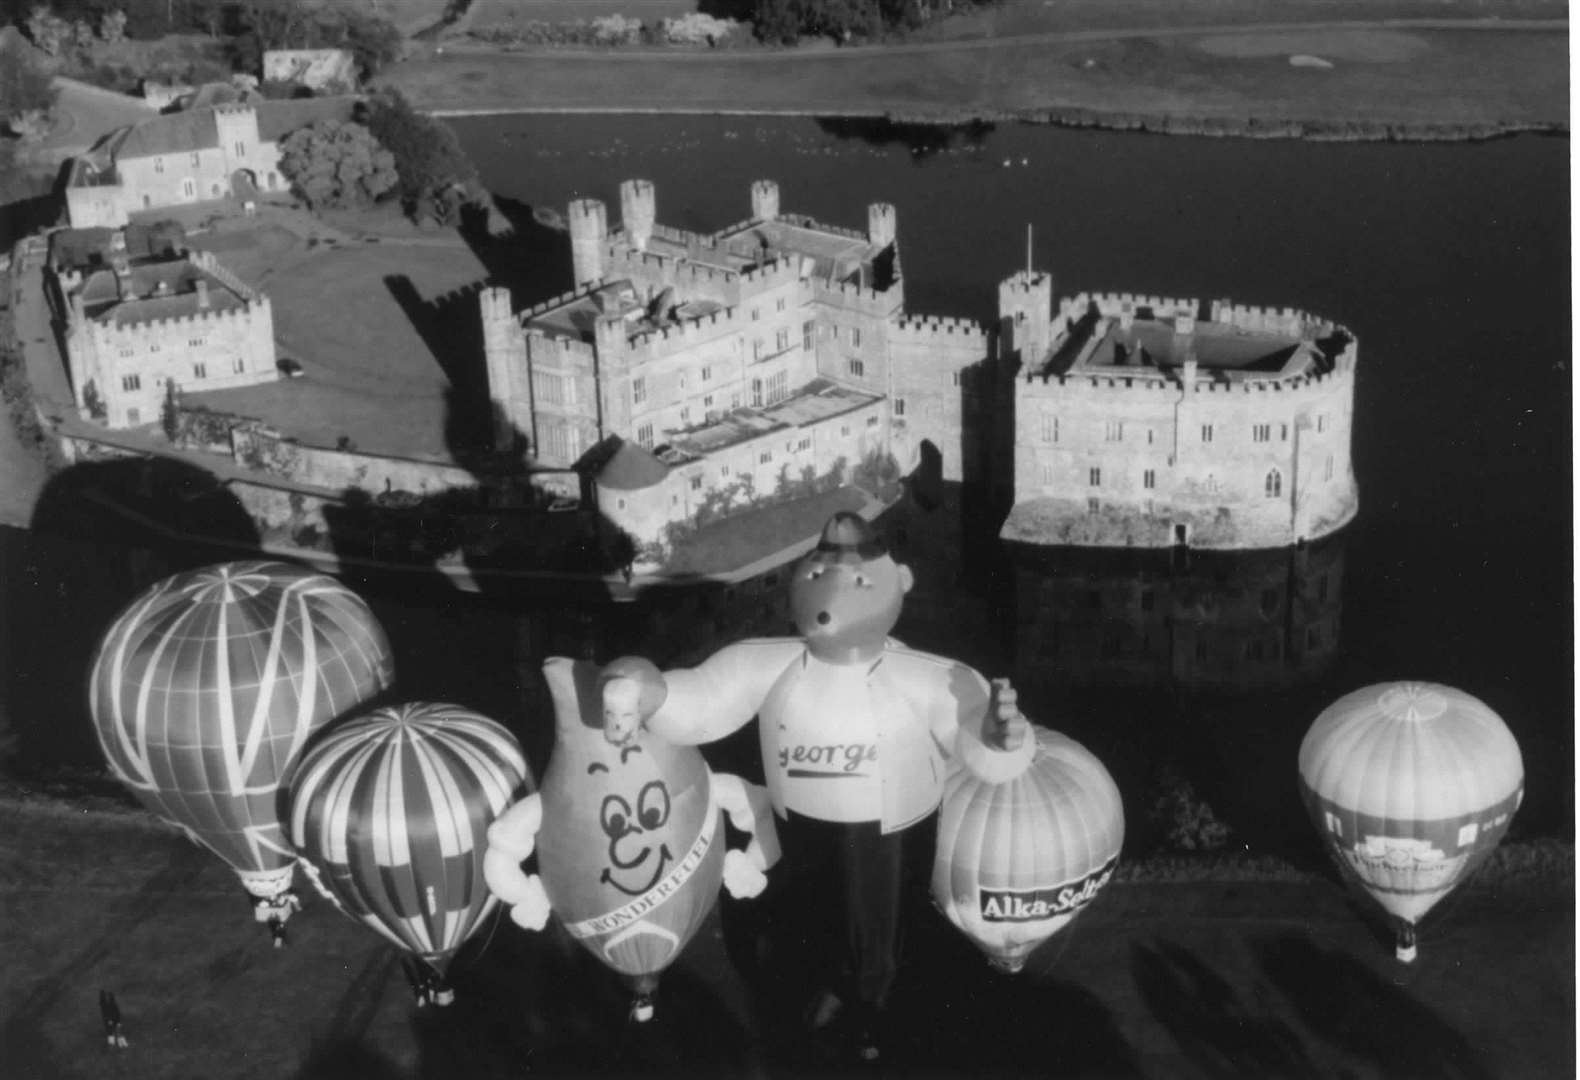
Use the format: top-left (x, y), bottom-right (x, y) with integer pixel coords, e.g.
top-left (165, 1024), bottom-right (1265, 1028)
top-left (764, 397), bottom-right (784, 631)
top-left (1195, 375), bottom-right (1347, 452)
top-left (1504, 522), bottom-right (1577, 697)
top-left (90, 561), bottom-right (393, 896)
top-left (287, 702), bottom-right (531, 967)
top-left (933, 725), bottom-right (1124, 972)
top-left (535, 658), bottom-right (724, 998)
top-left (1299, 681), bottom-right (1523, 925)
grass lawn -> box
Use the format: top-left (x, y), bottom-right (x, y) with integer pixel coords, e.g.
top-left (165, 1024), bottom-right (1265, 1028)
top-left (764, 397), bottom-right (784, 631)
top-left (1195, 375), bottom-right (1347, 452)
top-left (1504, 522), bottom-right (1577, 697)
top-left (184, 213), bottom-right (490, 461)
top-left (466, 0), bottom-right (696, 33)
top-left (384, 22), bottom-right (1566, 133)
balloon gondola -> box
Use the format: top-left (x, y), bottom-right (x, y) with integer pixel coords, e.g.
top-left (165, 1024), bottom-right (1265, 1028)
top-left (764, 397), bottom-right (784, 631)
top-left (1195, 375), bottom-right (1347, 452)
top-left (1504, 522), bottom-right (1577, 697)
top-left (89, 560), bottom-right (394, 942)
top-left (287, 702), bottom-right (532, 1005)
top-left (1299, 681), bottom-right (1524, 962)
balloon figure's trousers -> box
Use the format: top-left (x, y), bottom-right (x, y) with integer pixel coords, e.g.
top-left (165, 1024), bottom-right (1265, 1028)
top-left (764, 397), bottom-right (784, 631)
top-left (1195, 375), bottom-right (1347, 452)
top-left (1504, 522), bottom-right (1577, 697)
top-left (777, 810), bottom-right (937, 1012)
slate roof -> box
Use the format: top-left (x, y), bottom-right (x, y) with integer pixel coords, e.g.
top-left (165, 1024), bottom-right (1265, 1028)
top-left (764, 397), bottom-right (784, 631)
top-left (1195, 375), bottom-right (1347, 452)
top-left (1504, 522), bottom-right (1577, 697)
top-left (109, 96), bottom-right (357, 160)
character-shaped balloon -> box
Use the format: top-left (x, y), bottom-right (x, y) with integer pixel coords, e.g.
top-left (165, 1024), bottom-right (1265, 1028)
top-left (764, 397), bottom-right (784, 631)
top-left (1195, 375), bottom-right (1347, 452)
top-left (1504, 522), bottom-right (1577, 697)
top-left (287, 702), bottom-right (532, 1006)
top-left (933, 682), bottom-right (1124, 973)
top-left (1300, 681), bottom-right (1523, 962)
top-left (484, 657), bottom-right (778, 1021)
top-left (89, 561), bottom-right (393, 943)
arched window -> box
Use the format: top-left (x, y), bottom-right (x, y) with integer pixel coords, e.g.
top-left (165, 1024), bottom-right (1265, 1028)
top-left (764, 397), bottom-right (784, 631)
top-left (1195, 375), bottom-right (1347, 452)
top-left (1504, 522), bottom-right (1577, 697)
top-left (1265, 468), bottom-right (1283, 497)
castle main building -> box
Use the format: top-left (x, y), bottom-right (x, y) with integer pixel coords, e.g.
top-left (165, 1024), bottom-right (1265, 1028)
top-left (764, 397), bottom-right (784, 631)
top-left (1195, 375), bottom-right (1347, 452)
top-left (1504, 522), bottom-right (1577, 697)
top-left (481, 179), bottom-right (1358, 556)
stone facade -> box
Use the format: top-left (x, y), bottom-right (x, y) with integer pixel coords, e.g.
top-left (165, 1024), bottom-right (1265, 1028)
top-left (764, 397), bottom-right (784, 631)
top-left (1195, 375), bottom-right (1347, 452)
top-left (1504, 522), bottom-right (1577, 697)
top-left (56, 239), bottom-right (277, 428)
top-left (481, 179), bottom-right (979, 556)
top-left (64, 99), bottom-right (352, 228)
top-left (1000, 286), bottom-right (1359, 550)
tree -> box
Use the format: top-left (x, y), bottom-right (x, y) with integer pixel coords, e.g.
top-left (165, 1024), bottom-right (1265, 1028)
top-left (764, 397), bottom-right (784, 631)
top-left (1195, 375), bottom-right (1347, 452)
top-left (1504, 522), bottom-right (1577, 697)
top-left (338, 10), bottom-right (401, 80)
top-left (361, 89), bottom-right (480, 226)
top-left (23, 4), bottom-right (72, 55)
top-left (161, 379), bottom-right (180, 442)
top-left (1, 30), bottom-right (58, 138)
top-left (276, 119), bottom-right (398, 210)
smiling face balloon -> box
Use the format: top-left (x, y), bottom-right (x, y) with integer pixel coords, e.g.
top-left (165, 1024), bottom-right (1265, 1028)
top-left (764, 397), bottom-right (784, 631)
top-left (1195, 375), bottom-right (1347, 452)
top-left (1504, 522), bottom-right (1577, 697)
top-left (534, 658), bottom-right (725, 1011)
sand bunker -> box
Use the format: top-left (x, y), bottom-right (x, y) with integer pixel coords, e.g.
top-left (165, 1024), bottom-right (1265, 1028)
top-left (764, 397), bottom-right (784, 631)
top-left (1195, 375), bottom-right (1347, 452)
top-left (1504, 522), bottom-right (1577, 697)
top-left (1196, 30), bottom-right (1429, 62)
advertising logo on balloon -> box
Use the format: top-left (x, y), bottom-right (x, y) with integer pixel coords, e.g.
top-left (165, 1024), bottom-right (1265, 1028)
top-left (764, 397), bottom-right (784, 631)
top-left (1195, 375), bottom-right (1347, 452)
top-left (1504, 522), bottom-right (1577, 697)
top-left (564, 797), bottom-right (718, 941)
top-left (978, 856), bottom-right (1118, 923)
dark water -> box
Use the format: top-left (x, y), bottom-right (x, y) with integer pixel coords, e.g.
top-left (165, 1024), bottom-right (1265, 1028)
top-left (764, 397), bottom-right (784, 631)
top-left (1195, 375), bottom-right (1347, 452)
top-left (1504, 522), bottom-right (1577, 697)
top-left (2, 117), bottom-right (1569, 854)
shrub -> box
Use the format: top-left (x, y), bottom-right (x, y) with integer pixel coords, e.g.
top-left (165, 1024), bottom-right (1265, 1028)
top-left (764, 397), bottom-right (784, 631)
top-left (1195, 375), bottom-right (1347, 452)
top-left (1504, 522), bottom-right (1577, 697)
top-left (1148, 765), bottom-right (1234, 852)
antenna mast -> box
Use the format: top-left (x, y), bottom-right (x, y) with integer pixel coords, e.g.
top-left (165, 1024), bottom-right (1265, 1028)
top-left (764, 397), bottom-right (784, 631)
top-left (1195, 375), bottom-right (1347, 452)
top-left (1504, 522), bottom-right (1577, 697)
top-left (1025, 224), bottom-right (1033, 277)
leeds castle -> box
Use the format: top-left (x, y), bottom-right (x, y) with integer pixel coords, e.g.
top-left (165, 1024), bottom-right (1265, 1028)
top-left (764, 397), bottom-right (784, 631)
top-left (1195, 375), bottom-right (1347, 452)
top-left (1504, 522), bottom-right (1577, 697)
top-left (480, 179), bottom-right (1357, 554)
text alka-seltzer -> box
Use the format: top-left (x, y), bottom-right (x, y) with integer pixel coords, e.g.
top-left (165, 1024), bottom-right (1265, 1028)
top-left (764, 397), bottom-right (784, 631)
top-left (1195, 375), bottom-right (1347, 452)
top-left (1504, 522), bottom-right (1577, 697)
top-left (978, 857), bottom-right (1118, 922)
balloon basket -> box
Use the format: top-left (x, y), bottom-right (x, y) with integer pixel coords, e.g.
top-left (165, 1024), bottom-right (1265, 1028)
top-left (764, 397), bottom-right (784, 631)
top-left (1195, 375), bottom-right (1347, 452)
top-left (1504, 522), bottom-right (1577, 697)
top-left (988, 955), bottom-right (1026, 975)
top-left (630, 993), bottom-right (655, 1023)
top-left (1395, 923), bottom-right (1418, 964)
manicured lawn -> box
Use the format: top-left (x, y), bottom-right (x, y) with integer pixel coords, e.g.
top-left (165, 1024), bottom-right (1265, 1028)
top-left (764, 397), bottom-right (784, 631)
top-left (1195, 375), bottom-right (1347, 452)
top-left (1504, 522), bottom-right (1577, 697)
top-left (467, 0), bottom-right (696, 33)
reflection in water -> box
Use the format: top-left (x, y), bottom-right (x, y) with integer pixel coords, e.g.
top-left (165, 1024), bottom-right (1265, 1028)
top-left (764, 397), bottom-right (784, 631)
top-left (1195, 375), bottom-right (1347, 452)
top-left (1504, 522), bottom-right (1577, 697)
top-left (1008, 534), bottom-right (1345, 693)
top-left (813, 116), bottom-right (996, 159)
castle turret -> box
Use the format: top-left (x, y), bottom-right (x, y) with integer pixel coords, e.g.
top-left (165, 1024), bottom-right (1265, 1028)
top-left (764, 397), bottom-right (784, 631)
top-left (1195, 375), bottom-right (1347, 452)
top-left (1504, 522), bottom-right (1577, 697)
top-left (569, 198), bottom-right (608, 287)
top-left (997, 270), bottom-right (1054, 368)
top-left (480, 287), bottom-right (531, 452)
top-left (867, 202), bottom-right (897, 249)
top-left (751, 180), bottom-right (780, 222)
top-left (620, 179), bottom-right (656, 253)
top-left (213, 104), bottom-right (261, 165)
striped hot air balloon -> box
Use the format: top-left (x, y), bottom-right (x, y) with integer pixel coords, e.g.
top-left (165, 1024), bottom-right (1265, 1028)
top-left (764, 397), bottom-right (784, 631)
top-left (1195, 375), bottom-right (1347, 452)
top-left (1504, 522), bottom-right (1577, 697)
top-left (89, 561), bottom-right (393, 932)
top-left (933, 706), bottom-right (1124, 974)
top-left (287, 702), bottom-right (531, 999)
top-left (536, 657), bottom-right (726, 1021)
top-left (1299, 681), bottom-right (1523, 962)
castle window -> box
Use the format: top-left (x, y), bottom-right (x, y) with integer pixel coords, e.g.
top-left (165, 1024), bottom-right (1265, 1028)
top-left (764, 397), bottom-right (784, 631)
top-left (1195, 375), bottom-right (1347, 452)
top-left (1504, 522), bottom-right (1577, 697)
top-left (181, 178), bottom-right (195, 199)
top-left (866, 415), bottom-right (879, 427)
top-left (233, 358), bottom-right (245, 374)
top-left (690, 475), bottom-right (702, 491)
top-left (212, 184), bottom-right (221, 196)
top-left (753, 339), bottom-right (764, 361)
top-left (759, 451), bottom-right (773, 465)
top-left (119, 348), bottom-right (133, 358)
top-left (803, 321), bottom-right (815, 350)
top-left (1088, 467), bottom-right (1101, 487)
top-left (1040, 463), bottom-right (1053, 485)
top-left (1105, 420), bottom-right (1123, 442)
top-left (841, 425), bottom-right (850, 437)
top-left (1200, 423), bottom-right (1214, 443)
top-left (679, 373), bottom-right (687, 390)
top-left (1143, 469), bottom-right (1156, 489)
top-left (751, 378), bottom-right (763, 407)
top-left (618, 499), bottom-right (626, 510)
top-left (235, 140), bottom-right (245, 157)
top-left (767, 370), bottom-right (788, 404)
top-left (894, 398), bottom-right (906, 417)
top-left (797, 437), bottom-right (811, 452)
top-left (851, 327), bottom-right (862, 348)
top-left (776, 328), bottom-right (789, 352)
top-left (121, 374), bottom-right (141, 391)
top-left (952, 371), bottom-right (961, 387)
top-left (1281, 423), bottom-right (1289, 441)
top-left (148, 343), bottom-right (160, 353)
top-left (1265, 469), bottom-right (1283, 497)
top-left (721, 464), bottom-right (730, 476)
top-left (632, 376), bottom-right (646, 405)
top-left (1253, 423), bottom-right (1271, 443)
top-left (680, 406), bottom-right (691, 424)
top-left (1324, 455), bottom-right (1334, 481)
top-left (1147, 429), bottom-right (1154, 444)
top-left (154, 158), bottom-right (164, 174)
top-left (704, 394), bottom-right (715, 409)
top-left (189, 338), bottom-right (205, 348)
top-left (751, 307), bottom-right (760, 321)
top-left (1041, 414), bottom-right (1058, 442)
top-left (126, 407), bottom-right (140, 424)
top-left (637, 423), bottom-right (653, 448)
top-left (1317, 413), bottom-right (1328, 433)
top-left (190, 152), bottom-right (200, 166)
top-left (1087, 497), bottom-right (1100, 515)
top-left (701, 365), bottom-right (712, 382)
top-left (777, 297), bottom-right (786, 313)
top-left (192, 362), bottom-right (207, 378)
top-left (848, 358), bottom-right (865, 377)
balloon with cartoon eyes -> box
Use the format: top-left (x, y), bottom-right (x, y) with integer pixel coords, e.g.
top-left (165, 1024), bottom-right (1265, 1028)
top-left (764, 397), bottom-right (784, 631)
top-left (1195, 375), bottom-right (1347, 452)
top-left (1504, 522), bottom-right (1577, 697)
top-left (483, 657), bottom-right (779, 1022)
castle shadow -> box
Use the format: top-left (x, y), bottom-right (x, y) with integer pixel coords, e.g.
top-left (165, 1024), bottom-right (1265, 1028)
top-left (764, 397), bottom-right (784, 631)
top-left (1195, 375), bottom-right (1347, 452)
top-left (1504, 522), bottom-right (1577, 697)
top-left (457, 194), bottom-right (575, 304)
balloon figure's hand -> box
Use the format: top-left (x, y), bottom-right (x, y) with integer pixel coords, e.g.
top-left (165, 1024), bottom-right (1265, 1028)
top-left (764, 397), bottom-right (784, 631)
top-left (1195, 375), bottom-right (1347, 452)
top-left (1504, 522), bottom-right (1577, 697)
top-left (509, 874), bottom-right (551, 931)
top-left (722, 849), bottom-right (768, 899)
top-left (989, 678), bottom-right (1029, 752)
top-left (599, 657), bottom-right (666, 746)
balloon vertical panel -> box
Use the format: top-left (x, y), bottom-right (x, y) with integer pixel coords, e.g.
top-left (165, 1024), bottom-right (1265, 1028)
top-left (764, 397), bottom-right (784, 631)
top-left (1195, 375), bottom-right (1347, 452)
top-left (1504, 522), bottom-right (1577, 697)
top-left (288, 702), bottom-right (532, 967)
top-left (89, 561), bottom-right (394, 888)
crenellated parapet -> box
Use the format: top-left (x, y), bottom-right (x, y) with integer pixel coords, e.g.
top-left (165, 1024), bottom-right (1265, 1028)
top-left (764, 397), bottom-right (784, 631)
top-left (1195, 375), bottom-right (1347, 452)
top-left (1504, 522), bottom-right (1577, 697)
top-left (891, 314), bottom-right (990, 348)
top-left (811, 276), bottom-right (902, 318)
top-left (188, 250), bottom-right (263, 303)
top-left (624, 304), bottom-right (743, 354)
top-left (603, 245), bottom-right (740, 289)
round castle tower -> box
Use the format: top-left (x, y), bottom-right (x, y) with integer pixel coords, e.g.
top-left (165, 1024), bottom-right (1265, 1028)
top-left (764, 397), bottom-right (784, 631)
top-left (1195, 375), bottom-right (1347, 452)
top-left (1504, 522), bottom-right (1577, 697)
top-left (620, 179), bottom-right (656, 253)
top-left (751, 180), bottom-right (780, 222)
top-left (569, 198), bottom-right (608, 286)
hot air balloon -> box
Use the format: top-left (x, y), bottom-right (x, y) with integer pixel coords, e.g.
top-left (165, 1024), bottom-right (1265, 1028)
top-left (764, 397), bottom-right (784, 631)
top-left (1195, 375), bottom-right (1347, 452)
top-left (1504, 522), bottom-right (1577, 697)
top-left (933, 682), bottom-right (1124, 973)
top-left (89, 560), bottom-right (393, 942)
top-left (484, 657), bottom-right (777, 1022)
top-left (1299, 681), bottom-right (1524, 962)
top-left (287, 702), bottom-right (531, 1004)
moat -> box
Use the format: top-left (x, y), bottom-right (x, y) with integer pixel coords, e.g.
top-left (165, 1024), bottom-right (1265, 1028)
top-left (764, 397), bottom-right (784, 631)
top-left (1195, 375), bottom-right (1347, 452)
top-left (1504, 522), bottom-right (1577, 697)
top-left (3, 119), bottom-right (1570, 852)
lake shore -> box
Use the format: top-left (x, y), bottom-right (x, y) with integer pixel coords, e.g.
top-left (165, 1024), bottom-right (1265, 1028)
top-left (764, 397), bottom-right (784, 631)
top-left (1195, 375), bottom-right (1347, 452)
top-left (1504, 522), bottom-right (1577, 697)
top-left (380, 19), bottom-right (1568, 143)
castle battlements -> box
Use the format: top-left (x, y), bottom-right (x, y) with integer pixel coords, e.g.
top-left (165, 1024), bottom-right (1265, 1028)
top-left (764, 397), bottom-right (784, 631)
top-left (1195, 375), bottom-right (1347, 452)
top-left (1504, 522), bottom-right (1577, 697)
top-left (188, 250), bottom-right (262, 303)
top-left (525, 326), bottom-right (598, 362)
top-left (810, 276), bottom-right (900, 315)
top-left (891, 315), bottom-right (990, 346)
top-left (624, 304), bottom-right (743, 352)
top-left (88, 298), bottom-right (268, 335)
top-left (604, 246), bottom-right (741, 288)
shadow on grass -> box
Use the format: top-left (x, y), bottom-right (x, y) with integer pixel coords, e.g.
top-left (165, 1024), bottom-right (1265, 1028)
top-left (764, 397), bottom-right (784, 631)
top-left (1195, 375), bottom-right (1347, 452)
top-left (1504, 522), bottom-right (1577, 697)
top-left (1132, 938), bottom-right (1313, 1078)
top-left (1258, 933), bottom-right (1497, 1080)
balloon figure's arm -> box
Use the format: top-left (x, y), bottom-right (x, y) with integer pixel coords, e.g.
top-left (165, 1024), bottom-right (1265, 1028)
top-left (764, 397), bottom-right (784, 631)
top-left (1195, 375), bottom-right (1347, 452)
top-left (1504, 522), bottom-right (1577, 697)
top-left (483, 794), bottom-right (552, 931)
top-left (711, 772), bottom-right (781, 899)
top-left (608, 642), bottom-right (796, 747)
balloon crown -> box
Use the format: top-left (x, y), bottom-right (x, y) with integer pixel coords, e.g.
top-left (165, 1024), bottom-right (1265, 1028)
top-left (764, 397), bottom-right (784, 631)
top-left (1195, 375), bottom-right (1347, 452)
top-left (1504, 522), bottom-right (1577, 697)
top-left (815, 512), bottom-right (887, 560)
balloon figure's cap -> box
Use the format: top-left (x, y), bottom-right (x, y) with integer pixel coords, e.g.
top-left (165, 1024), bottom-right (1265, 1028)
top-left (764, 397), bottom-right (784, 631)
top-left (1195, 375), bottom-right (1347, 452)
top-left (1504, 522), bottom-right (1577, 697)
top-left (815, 512), bottom-right (886, 559)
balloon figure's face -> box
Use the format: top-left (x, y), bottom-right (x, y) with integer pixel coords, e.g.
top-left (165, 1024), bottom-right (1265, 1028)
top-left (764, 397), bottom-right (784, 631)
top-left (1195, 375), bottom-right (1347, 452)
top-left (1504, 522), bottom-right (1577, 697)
top-left (589, 742), bottom-right (678, 897)
top-left (789, 549), bottom-right (913, 663)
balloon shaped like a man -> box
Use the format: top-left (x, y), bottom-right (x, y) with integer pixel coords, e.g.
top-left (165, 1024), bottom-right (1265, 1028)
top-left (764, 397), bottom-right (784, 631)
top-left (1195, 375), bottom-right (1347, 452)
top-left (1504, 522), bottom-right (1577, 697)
top-left (603, 512), bottom-right (1033, 1062)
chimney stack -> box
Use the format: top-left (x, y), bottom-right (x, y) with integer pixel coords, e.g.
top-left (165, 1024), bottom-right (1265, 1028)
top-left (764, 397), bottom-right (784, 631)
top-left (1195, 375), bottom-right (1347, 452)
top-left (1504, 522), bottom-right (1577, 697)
top-left (196, 278), bottom-right (210, 309)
